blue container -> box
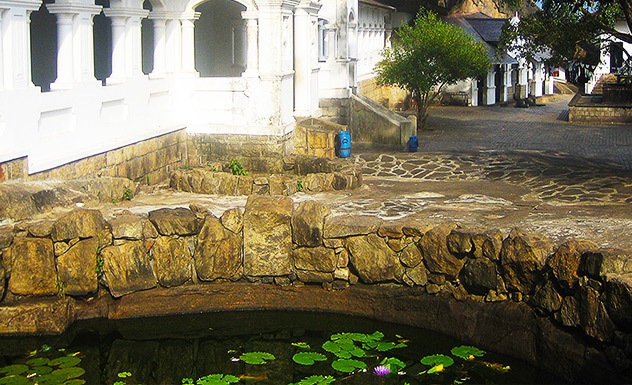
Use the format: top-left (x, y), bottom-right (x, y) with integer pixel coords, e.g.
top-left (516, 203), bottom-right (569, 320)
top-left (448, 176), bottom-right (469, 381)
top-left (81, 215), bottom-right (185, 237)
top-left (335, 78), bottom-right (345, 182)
top-left (337, 130), bottom-right (351, 158)
top-left (409, 135), bottom-right (418, 152)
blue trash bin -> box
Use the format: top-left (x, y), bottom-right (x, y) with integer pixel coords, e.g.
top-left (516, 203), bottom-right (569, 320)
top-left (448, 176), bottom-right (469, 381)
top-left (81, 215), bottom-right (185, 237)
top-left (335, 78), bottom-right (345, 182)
top-left (409, 135), bottom-right (418, 152)
top-left (337, 130), bottom-right (351, 158)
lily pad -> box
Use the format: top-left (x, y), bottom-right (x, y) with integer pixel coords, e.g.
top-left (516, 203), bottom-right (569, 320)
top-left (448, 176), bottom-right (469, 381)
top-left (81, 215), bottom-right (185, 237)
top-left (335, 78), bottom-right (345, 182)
top-left (28, 366), bottom-right (53, 375)
top-left (292, 352), bottom-right (328, 366)
top-left (290, 375), bottom-right (336, 385)
top-left (383, 357), bottom-right (406, 372)
top-left (0, 375), bottom-right (29, 385)
top-left (49, 356), bottom-right (82, 368)
top-left (331, 359), bottom-right (367, 373)
top-left (0, 366), bottom-right (28, 376)
top-left (451, 346), bottom-right (485, 360)
top-left (239, 352), bottom-right (275, 365)
top-left (25, 357), bottom-right (50, 367)
top-left (196, 374), bottom-right (240, 385)
top-left (64, 380), bottom-right (86, 385)
top-left (50, 367), bottom-right (86, 381)
top-left (421, 354), bottom-right (454, 368)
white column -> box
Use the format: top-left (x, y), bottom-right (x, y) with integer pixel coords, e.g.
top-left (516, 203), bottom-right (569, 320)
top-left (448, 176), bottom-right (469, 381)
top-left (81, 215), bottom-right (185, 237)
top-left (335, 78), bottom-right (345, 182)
top-left (532, 62), bottom-right (543, 97)
top-left (150, 17), bottom-right (166, 77)
top-left (3, 4), bottom-right (40, 90)
top-left (165, 18), bottom-right (181, 73)
top-left (127, 13), bottom-right (146, 77)
top-left (0, 9), bottom-right (6, 90)
top-left (485, 70), bottom-right (496, 105)
top-left (518, 59), bottom-right (529, 99)
top-left (470, 79), bottom-right (478, 106)
top-left (180, 15), bottom-right (198, 74)
top-left (294, 6), bottom-right (310, 116)
top-left (242, 11), bottom-right (258, 76)
top-left (53, 13), bottom-right (74, 88)
top-left (109, 15), bottom-right (126, 83)
top-left (503, 64), bottom-right (512, 102)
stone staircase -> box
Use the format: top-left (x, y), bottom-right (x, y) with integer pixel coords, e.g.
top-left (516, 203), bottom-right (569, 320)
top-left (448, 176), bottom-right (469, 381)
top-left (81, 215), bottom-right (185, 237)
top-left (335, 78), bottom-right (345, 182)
top-left (591, 73), bottom-right (618, 94)
top-left (553, 80), bottom-right (578, 95)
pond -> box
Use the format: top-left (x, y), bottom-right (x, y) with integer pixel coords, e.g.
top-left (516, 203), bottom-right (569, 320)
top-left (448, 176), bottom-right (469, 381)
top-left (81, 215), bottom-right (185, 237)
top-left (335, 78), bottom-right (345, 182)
top-left (0, 311), bottom-right (565, 385)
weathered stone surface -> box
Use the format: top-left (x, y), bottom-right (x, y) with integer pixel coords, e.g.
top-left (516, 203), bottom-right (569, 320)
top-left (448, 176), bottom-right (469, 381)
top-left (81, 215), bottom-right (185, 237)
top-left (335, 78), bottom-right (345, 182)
top-left (54, 241), bottom-right (69, 256)
top-left (475, 230), bottom-right (504, 260)
top-left (532, 279), bottom-right (563, 314)
top-left (152, 236), bottom-right (193, 287)
top-left (5, 237), bottom-right (57, 296)
top-left (404, 263), bottom-right (429, 286)
top-left (292, 201), bottom-right (331, 247)
top-left (399, 242), bottom-right (422, 268)
top-left (57, 238), bottom-right (99, 296)
top-left (195, 215), bottom-right (242, 281)
top-left (149, 208), bottom-right (201, 236)
top-left (0, 256), bottom-right (5, 300)
top-left (109, 213), bottom-right (147, 240)
top-left (419, 223), bottom-right (462, 280)
top-left (580, 277), bottom-right (615, 342)
top-left (0, 297), bottom-right (75, 335)
top-left (581, 248), bottom-right (632, 280)
top-left (296, 270), bottom-right (334, 283)
top-left (447, 229), bottom-right (475, 256)
top-left (293, 246), bottom-right (337, 272)
top-left (558, 296), bottom-right (580, 327)
top-left (51, 209), bottom-right (111, 247)
top-left (346, 234), bottom-right (401, 283)
top-left (0, 225), bottom-right (13, 249)
top-left (101, 240), bottom-right (157, 298)
top-left (605, 273), bottom-right (632, 329)
top-left (28, 221), bottom-right (54, 238)
top-left (243, 195), bottom-right (293, 277)
top-left (387, 237), bottom-right (408, 252)
top-left (459, 257), bottom-right (501, 296)
top-left (324, 215), bottom-right (382, 239)
top-left (237, 175), bottom-right (254, 195)
top-left (220, 208), bottom-right (243, 234)
top-left (500, 228), bottom-right (554, 294)
top-left (549, 239), bottom-right (599, 293)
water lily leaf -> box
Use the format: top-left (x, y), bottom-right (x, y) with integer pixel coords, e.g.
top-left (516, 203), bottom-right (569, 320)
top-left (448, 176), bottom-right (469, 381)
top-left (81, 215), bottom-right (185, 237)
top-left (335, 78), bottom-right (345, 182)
top-left (48, 356), bottom-right (82, 368)
top-left (26, 357), bottom-right (50, 367)
top-left (322, 340), bottom-right (353, 359)
top-left (375, 341), bottom-right (407, 352)
top-left (421, 354), bottom-right (454, 368)
top-left (292, 342), bottom-right (310, 349)
top-left (427, 364), bottom-right (444, 374)
top-left (29, 366), bottom-right (53, 375)
top-left (0, 375), bottom-right (29, 385)
top-left (239, 352), bottom-right (275, 365)
top-left (50, 367), bottom-right (86, 380)
top-left (451, 346), bottom-right (485, 360)
top-left (290, 375), bottom-right (336, 385)
top-left (197, 374), bottom-right (240, 385)
top-left (383, 357), bottom-right (406, 372)
top-left (292, 352), bottom-right (328, 365)
top-left (0, 365), bottom-right (28, 376)
top-left (331, 359), bottom-right (367, 373)
top-left (64, 379), bottom-right (86, 385)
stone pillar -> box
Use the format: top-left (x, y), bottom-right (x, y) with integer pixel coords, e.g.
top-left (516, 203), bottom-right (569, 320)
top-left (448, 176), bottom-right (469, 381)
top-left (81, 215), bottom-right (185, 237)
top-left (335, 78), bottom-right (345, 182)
top-left (531, 61), bottom-right (543, 97)
top-left (517, 59), bottom-right (529, 99)
top-left (503, 63), bottom-right (512, 102)
top-left (180, 14), bottom-right (198, 75)
top-left (242, 11), bottom-right (258, 76)
top-left (470, 79), bottom-right (478, 106)
top-left (149, 17), bottom-right (166, 77)
top-left (48, 1), bottom-right (102, 89)
top-left (165, 18), bottom-right (181, 73)
top-left (107, 15), bottom-right (127, 83)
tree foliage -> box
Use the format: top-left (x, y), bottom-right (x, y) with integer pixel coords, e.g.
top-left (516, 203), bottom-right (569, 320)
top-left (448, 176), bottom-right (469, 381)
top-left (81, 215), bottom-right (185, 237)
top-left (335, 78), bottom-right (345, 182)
top-left (375, 10), bottom-right (491, 130)
top-left (499, 0), bottom-right (632, 69)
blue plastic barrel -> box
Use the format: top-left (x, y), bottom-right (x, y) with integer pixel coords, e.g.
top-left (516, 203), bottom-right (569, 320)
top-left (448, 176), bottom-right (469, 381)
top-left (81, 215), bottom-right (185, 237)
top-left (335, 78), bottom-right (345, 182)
top-left (409, 135), bottom-right (418, 152)
top-left (337, 130), bottom-right (351, 158)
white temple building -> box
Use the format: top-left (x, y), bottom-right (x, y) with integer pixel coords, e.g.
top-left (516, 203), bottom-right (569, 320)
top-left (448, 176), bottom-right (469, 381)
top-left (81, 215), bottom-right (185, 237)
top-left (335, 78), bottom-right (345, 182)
top-left (0, 0), bottom-right (395, 178)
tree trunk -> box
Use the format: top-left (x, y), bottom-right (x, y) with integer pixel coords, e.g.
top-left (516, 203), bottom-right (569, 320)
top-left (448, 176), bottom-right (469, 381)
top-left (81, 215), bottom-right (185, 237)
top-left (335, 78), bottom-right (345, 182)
top-left (415, 92), bottom-right (429, 131)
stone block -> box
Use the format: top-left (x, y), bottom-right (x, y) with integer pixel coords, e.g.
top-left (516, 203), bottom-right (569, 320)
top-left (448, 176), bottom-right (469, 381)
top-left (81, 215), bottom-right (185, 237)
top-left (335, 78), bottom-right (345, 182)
top-left (293, 246), bottom-right (337, 273)
top-left (345, 234), bottom-right (403, 283)
top-left (149, 208), bottom-right (202, 236)
top-left (581, 248), bottom-right (632, 280)
top-left (0, 297), bottom-right (75, 335)
top-left (420, 223), bottom-right (463, 280)
top-left (292, 201), bottom-right (331, 247)
top-left (153, 236), bottom-right (193, 287)
top-left (57, 238), bottom-right (99, 296)
top-left (549, 239), bottom-right (599, 293)
top-left (324, 215), bottom-right (382, 238)
top-left (605, 273), bottom-right (632, 329)
top-left (500, 228), bottom-right (554, 294)
top-left (51, 209), bottom-right (111, 248)
top-left (195, 215), bottom-right (242, 281)
top-left (243, 195), bottom-right (293, 277)
top-left (5, 237), bottom-right (57, 296)
top-left (101, 240), bottom-right (157, 297)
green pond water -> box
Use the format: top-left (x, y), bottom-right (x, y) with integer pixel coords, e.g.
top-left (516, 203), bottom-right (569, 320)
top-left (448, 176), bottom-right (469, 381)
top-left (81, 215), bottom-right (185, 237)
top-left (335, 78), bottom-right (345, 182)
top-left (0, 311), bottom-right (565, 385)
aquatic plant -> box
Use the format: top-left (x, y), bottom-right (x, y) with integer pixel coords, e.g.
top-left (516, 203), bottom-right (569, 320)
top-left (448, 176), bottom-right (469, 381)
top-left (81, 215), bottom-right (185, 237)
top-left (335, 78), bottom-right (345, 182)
top-left (373, 365), bottom-right (391, 377)
top-left (0, 347), bottom-right (86, 385)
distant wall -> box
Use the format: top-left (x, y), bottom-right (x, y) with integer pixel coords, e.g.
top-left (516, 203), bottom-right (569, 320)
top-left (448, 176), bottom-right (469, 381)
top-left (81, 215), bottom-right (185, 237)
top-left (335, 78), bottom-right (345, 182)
top-left (358, 77), bottom-right (410, 111)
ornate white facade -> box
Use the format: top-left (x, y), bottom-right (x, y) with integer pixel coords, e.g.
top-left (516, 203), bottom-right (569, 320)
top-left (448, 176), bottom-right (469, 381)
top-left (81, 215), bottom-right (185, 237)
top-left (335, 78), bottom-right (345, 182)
top-left (0, 0), bottom-right (392, 175)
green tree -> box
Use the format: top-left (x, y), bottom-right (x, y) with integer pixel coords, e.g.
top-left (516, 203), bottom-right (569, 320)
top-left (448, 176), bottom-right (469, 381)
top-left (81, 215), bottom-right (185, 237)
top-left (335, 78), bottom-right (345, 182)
top-left (375, 10), bottom-right (491, 131)
top-left (499, 0), bottom-right (631, 69)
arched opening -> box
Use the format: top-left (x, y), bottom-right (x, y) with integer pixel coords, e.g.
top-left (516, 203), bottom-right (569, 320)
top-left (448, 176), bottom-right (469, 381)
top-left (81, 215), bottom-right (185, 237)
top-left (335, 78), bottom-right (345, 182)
top-left (93, 0), bottom-right (112, 84)
top-left (194, 0), bottom-right (246, 77)
top-left (141, 0), bottom-right (154, 75)
top-left (30, 0), bottom-right (57, 92)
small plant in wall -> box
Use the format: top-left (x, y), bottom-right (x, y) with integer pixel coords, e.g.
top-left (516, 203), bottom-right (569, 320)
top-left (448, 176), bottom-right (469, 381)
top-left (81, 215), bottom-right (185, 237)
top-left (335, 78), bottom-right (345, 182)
top-left (227, 160), bottom-right (247, 176)
top-left (122, 187), bottom-right (134, 201)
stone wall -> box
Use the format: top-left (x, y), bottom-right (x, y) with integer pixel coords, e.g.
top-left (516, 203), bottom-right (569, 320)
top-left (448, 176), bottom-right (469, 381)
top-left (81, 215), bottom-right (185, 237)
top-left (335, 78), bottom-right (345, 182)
top-left (1, 198), bottom-right (632, 382)
top-left (295, 119), bottom-right (348, 158)
top-left (349, 94), bottom-right (415, 148)
top-left (358, 77), bottom-right (410, 111)
top-left (569, 104), bottom-right (632, 124)
top-left (186, 132), bottom-right (294, 173)
top-left (0, 131), bottom-right (188, 185)
top-left (319, 98), bottom-right (350, 125)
